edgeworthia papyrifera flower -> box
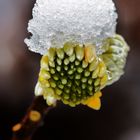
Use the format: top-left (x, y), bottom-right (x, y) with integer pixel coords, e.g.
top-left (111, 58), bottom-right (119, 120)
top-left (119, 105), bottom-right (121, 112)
top-left (25, 0), bottom-right (129, 110)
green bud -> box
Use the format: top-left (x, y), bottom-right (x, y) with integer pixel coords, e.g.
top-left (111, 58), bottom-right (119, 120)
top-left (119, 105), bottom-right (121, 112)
top-left (58, 84), bottom-right (64, 89)
top-left (64, 58), bottom-right (69, 65)
top-left (92, 66), bottom-right (99, 79)
top-left (64, 88), bottom-right (70, 94)
top-left (84, 44), bottom-right (96, 63)
top-left (56, 58), bottom-right (62, 65)
top-left (64, 65), bottom-right (68, 71)
top-left (41, 56), bottom-right (49, 71)
top-left (94, 78), bottom-right (100, 87)
top-left (82, 90), bottom-right (87, 99)
top-left (46, 87), bottom-right (55, 95)
top-left (82, 60), bottom-right (88, 68)
top-left (82, 83), bottom-right (86, 89)
top-left (69, 75), bottom-right (74, 80)
top-left (45, 80), bottom-right (50, 88)
top-left (69, 54), bottom-right (76, 62)
top-left (63, 93), bottom-right (70, 100)
top-left (71, 86), bottom-right (75, 93)
top-left (88, 85), bottom-right (93, 92)
top-left (60, 72), bottom-right (64, 76)
top-left (102, 54), bottom-right (115, 61)
top-left (76, 87), bottom-right (82, 94)
top-left (95, 86), bottom-right (100, 92)
top-left (71, 93), bottom-right (76, 102)
top-left (82, 77), bottom-right (87, 83)
top-left (69, 102), bottom-right (76, 107)
top-left (77, 67), bottom-right (83, 73)
top-left (75, 45), bottom-right (84, 61)
top-left (89, 58), bottom-right (98, 71)
top-left (50, 68), bottom-right (55, 74)
top-left (67, 81), bottom-right (72, 87)
top-left (64, 42), bottom-right (74, 56)
top-left (68, 69), bottom-right (74, 75)
top-left (84, 70), bottom-right (90, 77)
top-left (75, 80), bottom-right (80, 86)
top-left (88, 78), bottom-right (93, 85)
top-left (40, 70), bottom-right (51, 80)
top-left (50, 80), bottom-right (56, 88)
top-left (62, 99), bottom-right (69, 105)
top-left (116, 60), bottom-right (125, 69)
top-left (56, 66), bottom-right (61, 72)
top-left (110, 38), bottom-right (124, 47)
top-left (61, 78), bottom-right (67, 85)
top-left (56, 48), bottom-right (64, 59)
top-left (100, 74), bottom-right (108, 88)
top-left (75, 74), bottom-right (81, 79)
top-left (39, 78), bottom-right (50, 88)
top-left (49, 60), bottom-right (55, 67)
top-left (70, 63), bottom-right (75, 69)
top-left (114, 34), bottom-right (125, 41)
top-left (88, 91), bottom-right (93, 96)
top-left (53, 74), bottom-right (59, 81)
top-left (75, 60), bottom-right (80, 66)
top-left (100, 34), bottom-right (129, 85)
top-left (102, 56), bottom-right (117, 71)
top-left (48, 48), bottom-right (56, 61)
top-left (107, 45), bottom-right (123, 54)
top-left (98, 65), bottom-right (106, 78)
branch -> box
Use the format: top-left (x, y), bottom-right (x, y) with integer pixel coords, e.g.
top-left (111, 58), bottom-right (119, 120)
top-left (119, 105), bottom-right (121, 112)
top-left (11, 96), bottom-right (55, 140)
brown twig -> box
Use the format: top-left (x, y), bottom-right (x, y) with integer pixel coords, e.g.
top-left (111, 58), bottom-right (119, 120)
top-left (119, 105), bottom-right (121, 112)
top-left (11, 96), bottom-right (55, 140)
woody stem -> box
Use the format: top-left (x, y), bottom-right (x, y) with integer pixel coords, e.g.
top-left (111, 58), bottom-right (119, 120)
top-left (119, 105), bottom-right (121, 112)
top-left (11, 96), bottom-right (55, 140)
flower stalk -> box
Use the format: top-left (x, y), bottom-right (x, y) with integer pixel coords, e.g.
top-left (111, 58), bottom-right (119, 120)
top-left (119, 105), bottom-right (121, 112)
top-left (11, 96), bottom-right (55, 140)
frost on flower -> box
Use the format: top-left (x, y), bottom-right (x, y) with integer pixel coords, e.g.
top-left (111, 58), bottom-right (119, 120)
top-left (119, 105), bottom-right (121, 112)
top-left (25, 0), bottom-right (118, 55)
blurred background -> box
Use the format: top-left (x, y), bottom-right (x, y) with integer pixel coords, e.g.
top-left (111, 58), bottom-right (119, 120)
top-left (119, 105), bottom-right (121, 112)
top-left (0, 0), bottom-right (140, 140)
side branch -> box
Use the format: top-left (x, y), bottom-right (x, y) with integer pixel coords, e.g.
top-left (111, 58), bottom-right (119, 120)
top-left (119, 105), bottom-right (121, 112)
top-left (12, 96), bottom-right (54, 140)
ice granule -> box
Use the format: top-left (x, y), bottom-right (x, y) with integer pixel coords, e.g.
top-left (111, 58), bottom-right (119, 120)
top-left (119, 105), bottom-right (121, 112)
top-left (25, 0), bottom-right (118, 55)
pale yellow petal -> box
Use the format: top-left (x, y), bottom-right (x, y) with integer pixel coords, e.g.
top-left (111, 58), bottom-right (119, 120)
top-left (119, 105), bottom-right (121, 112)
top-left (82, 92), bottom-right (102, 110)
top-left (86, 97), bottom-right (101, 110)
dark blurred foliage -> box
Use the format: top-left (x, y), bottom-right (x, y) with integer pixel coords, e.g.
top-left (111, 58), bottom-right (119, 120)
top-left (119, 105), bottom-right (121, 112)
top-left (0, 0), bottom-right (140, 140)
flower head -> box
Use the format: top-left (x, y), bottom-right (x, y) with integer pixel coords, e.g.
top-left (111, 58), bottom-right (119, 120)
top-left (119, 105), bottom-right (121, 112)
top-left (25, 0), bottom-right (129, 110)
top-left (35, 35), bottom-right (129, 109)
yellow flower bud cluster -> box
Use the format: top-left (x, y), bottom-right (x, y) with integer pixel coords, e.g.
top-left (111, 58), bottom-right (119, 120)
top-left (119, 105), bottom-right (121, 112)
top-left (35, 34), bottom-right (129, 110)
